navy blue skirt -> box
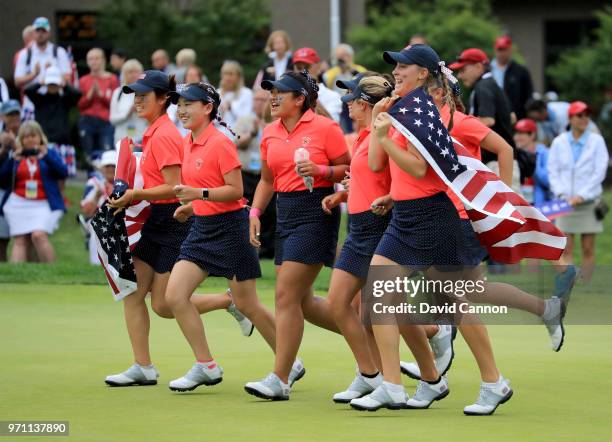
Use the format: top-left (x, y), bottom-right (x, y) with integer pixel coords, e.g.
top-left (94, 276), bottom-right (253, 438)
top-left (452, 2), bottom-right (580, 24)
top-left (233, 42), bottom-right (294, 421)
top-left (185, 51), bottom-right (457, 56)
top-left (335, 210), bottom-right (392, 280)
top-left (133, 202), bottom-right (191, 273)
top-left (459, 219), bottom-right (488, 267)
top-left (374, 192), bottom-right (467, 269)
top-left (275, 187), bottom-right (340, 267)
top-left (178, 208), bottom-right (261, 281)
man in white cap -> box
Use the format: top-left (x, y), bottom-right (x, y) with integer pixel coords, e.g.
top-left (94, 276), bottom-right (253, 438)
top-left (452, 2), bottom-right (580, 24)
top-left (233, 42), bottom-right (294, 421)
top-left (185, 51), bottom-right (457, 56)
top-left (80, 149), bottom-right (117, 264)
top-left (14, 17), bottom-right (72, 120)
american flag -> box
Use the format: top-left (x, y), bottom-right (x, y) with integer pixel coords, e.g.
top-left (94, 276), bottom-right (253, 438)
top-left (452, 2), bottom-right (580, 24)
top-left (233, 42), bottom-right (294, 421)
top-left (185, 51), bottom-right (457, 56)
top-left (388, 88), bottom-right (567, 264)
top-left (91, 138), bottom-right (150, 301)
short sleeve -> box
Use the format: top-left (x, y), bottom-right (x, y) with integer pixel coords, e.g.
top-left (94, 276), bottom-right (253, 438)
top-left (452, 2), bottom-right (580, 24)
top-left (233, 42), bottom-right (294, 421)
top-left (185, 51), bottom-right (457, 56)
top-left (56, 47), bottom-right (71, 75)
top-left (14, 50), bottom-right (27, 79)
top-left (457, 115), bottom-right (491, 147)
top-left (389, 127), bottom-right (408, 148)
top-left (151, 134), bottom-right (182, 171)
top-left (475, 83), bottom-right (496, 118)
top-left (260, 135), bottom-right (269, 162)
top-left (217, 138), bottom-right (242, 175)
top-left (324, 122), bottom-right (348, 161)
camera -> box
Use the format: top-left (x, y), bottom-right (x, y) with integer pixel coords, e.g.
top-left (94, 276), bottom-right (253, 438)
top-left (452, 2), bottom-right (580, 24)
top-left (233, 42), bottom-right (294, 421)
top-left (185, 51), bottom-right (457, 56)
top-left (21, 148), bottom-right (39, 157)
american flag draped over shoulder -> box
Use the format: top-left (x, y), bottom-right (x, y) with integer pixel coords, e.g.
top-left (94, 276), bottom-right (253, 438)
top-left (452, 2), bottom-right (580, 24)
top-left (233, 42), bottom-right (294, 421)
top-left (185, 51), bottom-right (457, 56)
top-left (91, 138), bottom-right (150, 301)
top-left (387, 88), bottom-right (566, 264)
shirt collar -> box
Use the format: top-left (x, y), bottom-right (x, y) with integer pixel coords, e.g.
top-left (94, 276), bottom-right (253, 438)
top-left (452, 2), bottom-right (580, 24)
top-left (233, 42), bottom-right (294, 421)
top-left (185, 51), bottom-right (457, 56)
top-left (143, 113), bottom-right (171, 139)
top-left (190, 122), bottom-right (218, 147)
top-left (568, 130), bottom-right (589, 146)
top-left (280, 109), bottom-right (315, 134)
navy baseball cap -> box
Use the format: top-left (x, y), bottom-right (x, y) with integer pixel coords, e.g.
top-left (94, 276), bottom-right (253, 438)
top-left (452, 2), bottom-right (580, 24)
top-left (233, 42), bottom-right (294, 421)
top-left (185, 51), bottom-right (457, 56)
top-left (336, 73), bottom-right (365, 91)
top-left (261, 74), bottom-right (307, 96)
top-left (123, 70), bottom-right (170, 94)
top-left (1, 99), bottom-right (21, 115)
top-left (383, 44), bottom-right (441, 76)
top-left (168, 83), bottom-right (218, 105)
top-left (341, 85), bottom-right (379, 105)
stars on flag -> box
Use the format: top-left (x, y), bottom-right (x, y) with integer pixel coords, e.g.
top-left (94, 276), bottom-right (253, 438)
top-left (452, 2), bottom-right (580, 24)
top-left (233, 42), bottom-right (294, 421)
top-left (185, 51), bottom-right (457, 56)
top-left (399, 107), bottom-right (408, 114)
top-left (414, 119), bottom-right (423, 127)
top-left (413, 96), bottom-right (422, 104)
top-left (440, 147), bottom-right (449, 157)
top-left (427, 100), bottom-right (433, 107)
top-left (414, 107), bottom-right (423, 115)
top-left (428, 122), bottom-right (434, 130)
top-left (427, 110), bottom-right (435, 118)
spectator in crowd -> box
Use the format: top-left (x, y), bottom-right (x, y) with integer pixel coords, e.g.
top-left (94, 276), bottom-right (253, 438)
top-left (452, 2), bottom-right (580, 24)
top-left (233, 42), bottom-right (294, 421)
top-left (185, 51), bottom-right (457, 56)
top-left (174, 48), bottom-right (197, 83)
top-left (24, 66), bottom-right (80, 179)
top-left (548, 101), bottom-right (609, 282)
top-left (324, 43), bottom-right (367, 133)
top-left (490, 36), bottom-right (534, 120)
top-left (253, 30), bottom-right (293, 88)
top-left (450, 48), bottom-right (521, 190)
top-left (151, 49), bottom-right (176, 74)
top-left (13, 25), bottom-right (35, 69)
top-left (218, 60), bottom-right (254, 128)
top-left (0, 100), bottom-right (24, 261)
top-left (0, 121), bottom-right (68, 263)
top-left (80, 149), bottom-right (117, 264)
top-left (110, 59), bottom-right (147, 144)
top-left (0, 76), bottom-right (9, 132)
top-left (77, 48), bottom-right (119, 161)
top-left (109, 48), bottom-right (127, 78)
top-left (514, 118), bottom-right (551, 206)
top-left (408, 33), bottom-right (428, 45)
top-left (233, 89), bottom-right (276, 258)
top-left (527, 97), bottom-right (600, 146)
top-left (24, 66), bottom-right (81, 152)
top-left (184, 65), bottom-right (209, 84)
top-left (14, 17), bottom-right (72, 121)
top-left (292, 47), bottom-right (342, 122)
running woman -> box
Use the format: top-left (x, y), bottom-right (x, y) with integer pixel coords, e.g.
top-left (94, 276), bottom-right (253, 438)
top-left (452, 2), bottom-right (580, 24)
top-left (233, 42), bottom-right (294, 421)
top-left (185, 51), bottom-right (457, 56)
top-left (245, 71), bottom-right (350, 400)
top-left (400, 72), bottom-right (569, 414)
top-left (350, 44), bottom-right (465, 412)
top-left (105, 71), bottom-right (251, 387)
top-left (163, 82), bottom-right (279, 392)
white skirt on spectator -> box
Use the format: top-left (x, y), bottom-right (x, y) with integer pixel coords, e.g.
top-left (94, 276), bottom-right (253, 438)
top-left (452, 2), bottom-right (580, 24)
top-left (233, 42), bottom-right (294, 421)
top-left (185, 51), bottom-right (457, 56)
top-left (3, 193), bottom-right (63, 236)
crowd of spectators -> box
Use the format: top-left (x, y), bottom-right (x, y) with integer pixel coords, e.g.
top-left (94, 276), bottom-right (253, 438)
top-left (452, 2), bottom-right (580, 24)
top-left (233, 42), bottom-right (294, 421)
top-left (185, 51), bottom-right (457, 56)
top-left (0, 17), bottom-right (609, 267)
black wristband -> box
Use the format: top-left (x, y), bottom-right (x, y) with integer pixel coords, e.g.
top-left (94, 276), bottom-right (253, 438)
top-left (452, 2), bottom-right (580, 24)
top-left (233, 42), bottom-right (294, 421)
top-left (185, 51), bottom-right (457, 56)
top-left (201, 188), bottom-right (209, 200)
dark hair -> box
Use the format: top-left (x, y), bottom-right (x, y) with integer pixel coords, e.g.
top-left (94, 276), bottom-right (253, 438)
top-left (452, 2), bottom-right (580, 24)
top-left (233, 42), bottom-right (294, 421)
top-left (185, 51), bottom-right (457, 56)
top-left (154, 74), bottom-right (176, 111)
top-left (112, 48), bottom-right (127, 58)
top-left (189, 82), bottom-right (237, 137)
top-left (526, 98), bottom-right (547, 113)
top-left (285, 70), bottom-right (319, 112)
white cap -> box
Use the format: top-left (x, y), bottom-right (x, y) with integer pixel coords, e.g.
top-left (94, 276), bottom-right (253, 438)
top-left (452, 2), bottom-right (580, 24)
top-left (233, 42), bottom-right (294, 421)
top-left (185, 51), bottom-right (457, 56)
top-left (100, 150), bottom-right (118, 167)
top-left (44, 66), bottom-right (62, 85)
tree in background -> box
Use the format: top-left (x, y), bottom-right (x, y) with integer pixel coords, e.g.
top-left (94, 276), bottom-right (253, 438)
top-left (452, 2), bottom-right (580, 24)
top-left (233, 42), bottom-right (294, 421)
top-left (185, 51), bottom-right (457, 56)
top-left (99, 0), bottom-right (270, 85)
top-left (548, 7), bottom-right (612, 116)
top-left (349, 0), bottom-right (503, 73)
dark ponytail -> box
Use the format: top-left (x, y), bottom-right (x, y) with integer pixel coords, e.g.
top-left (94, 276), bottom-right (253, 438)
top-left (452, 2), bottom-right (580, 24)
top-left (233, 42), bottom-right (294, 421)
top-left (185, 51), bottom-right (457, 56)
top-left (201, 83), bottom-right (238, 138)
top-left (155, 74), bottom-right (176, 111)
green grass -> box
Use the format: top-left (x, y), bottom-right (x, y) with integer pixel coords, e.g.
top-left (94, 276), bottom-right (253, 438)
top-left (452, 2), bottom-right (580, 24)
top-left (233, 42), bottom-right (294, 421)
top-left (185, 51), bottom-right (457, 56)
top-left (1, 284), bottom-right (611, 442)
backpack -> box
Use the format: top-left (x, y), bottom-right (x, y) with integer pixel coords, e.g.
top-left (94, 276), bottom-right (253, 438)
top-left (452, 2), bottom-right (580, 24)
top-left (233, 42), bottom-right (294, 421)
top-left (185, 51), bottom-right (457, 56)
top-left (25, 44), bottom-right (60, 74)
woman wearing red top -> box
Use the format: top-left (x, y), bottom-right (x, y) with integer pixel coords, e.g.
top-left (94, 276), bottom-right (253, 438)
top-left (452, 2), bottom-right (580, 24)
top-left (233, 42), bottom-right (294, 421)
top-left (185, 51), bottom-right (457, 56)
top-left (245, 71), bottom-right (350, 400)
top-left (317, 75), bottom-right (395, 403)
top-left (161, 83), bottom-right (277, 392)
top-left (400, 77), bottom-right (566, 415)
top-left (77, 48), bottom-right (119, 160)
top-left (105, 72), bottom-right (250, 388)
top-left (349, 45), bottom-right (467, 412)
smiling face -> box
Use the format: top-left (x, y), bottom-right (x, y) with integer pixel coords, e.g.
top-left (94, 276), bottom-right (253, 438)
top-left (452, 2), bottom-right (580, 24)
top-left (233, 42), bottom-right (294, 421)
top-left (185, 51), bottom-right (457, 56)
top-left (134, 91), bottom-right (166, 122)
top-left (392, 63), bottom-right (428, 97)
top-left (269, 89), bottom-right (302, 119)
top-left (347, 98), bottom-right (368, 122)
top-left (176, 97), bottom-right (212, 131)
top-left (514, 131), bottom-right (535, 149)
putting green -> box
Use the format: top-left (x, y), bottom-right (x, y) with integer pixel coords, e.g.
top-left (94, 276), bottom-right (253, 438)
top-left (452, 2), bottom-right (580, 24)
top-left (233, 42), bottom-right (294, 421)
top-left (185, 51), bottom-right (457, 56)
top-left (1, 284), bottom-right (610, 441)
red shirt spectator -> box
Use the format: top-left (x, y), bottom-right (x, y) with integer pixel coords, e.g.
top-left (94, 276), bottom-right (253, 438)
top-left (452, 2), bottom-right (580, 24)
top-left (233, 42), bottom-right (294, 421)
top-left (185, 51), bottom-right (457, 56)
top-left (78, 74), bottom-right (118, 121)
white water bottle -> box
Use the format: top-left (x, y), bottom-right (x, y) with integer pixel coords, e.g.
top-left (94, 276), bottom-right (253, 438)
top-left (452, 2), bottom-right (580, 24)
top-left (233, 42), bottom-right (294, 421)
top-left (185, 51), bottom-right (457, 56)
top-left (294, 147), bottom-right (314, 192)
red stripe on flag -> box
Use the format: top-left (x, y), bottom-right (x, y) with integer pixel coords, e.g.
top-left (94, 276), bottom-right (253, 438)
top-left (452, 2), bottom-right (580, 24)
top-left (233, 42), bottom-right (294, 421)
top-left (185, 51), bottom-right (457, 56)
top-left (99, 253), bottom-right (120, 295)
